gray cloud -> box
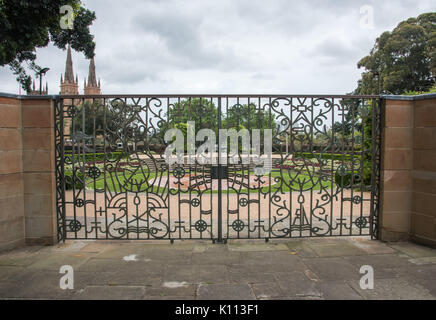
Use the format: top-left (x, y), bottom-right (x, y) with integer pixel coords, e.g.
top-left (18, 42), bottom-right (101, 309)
top-left (0, 0), bottom-right (435, 95)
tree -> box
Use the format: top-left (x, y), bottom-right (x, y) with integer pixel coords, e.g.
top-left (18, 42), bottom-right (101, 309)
top-left (223, 104), bottom-right (275, 134)
top-left (71, 100), bottom-right (141, 149)
top-left (168, 98), bottom-right (218, 134)
top-left (0, 0), bottom-right (96, 91)
top-left (71, 101), bottom-right (111, 135)
top-left (357, 12), bottom-right (436, 94)
top-left (163, 99), bottom-right (278, 152)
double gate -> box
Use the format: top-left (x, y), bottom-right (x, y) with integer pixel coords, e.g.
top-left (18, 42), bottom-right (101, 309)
top-left (55, 95), bottom-right (381, 242)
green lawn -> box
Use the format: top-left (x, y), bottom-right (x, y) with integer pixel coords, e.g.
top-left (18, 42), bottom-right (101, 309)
top-left (85, 169), bottom-right (334, 194)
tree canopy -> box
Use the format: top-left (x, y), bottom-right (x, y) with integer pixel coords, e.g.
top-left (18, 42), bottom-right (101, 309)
top-left (168, 98), bottom-right (218, 134)
top-left (357, 12), bottom-right (436, 94)
top-left (167, 98), bottom-right (276, 134)
top-left (0, 0), bottom-right (96, 91)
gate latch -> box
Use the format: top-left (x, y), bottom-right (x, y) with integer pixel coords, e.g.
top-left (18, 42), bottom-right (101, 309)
top-left (211, 166), bottom-right (228, 179)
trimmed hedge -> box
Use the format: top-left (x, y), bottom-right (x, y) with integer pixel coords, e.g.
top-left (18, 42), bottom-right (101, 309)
top-left (64, 170), bottom-right (84, 190)
top-left (64, 151), bottom-right (127, 162)
top-left (334, 162), bottom-right (372, 188)
top-left (299, 152), bottom-right (360, 162)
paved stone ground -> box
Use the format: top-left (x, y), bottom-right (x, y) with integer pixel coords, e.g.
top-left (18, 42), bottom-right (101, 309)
top-left (0, 238), bottom-right (435, 300)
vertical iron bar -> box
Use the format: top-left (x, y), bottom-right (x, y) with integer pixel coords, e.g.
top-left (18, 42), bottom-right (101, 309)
top-left (71, 98), bottom-right (78, 239)
top-left (226, 97), bottom-right (230, 239)
top-left (247, 97), bottom-right (250, 238)
top-left (370, 98), bottom-right (382, 239)
top-left (166, 97), bottom-right (171, 241)
top-left (188, 97), bottom-right (192, 240)
top-left (60, 97), bottom-right (67, 242)
top-left (217, 97), bottom-right (223, 243)
top-left (103, 98), bottom-right (108, 239)
top-left (55, 97), bottom-right (67, 242)
top-left (309, 98), bottom-right (314, 237)
top-left (339, 98), bottom-right (345, 236)
top-left (92, 99), bottom-right (97, 239)
top-left (376, 98), bottom-right (382, 239)
top-left (269, 97), bottom-right (273, 239)
top-left (358, 98), bottom-right (365, 235)
top-left (350, 98), bottom-right (356, 235)
top-left (177, 97), bottom-right (181, 239)
top-left (330, 98), bottom-right (334, 236)
top-left (289, 97), bottom-right (292, 238)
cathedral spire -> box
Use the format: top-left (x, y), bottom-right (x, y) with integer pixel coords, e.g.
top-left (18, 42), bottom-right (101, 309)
top-left (64, 44), bottom-right (75, 83)
top-left (87, 58), bottom-right (98, 87)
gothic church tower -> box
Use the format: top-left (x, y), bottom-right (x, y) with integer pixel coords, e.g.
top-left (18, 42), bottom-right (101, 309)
top-left (60, 45), bottom-right (79, 136)
top-left (59, 45), bottom-right (102, 137)
top-left (84, 58), bottom-right (101, 96)
top-left (60, 44), bottom-right (79, 98)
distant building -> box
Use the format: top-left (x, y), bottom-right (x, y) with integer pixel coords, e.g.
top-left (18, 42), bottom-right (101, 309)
top-left (60, 44), bottom-right (102, 136)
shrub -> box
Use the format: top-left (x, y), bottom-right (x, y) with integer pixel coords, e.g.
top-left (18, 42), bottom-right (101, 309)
top-left (64, 170), bottom-right (85, 190)
top-left (64, 151), bottom-right (127, 163)
top-left (334, 161), bottom-right (372, 188)
top-left (299, 152), bottom-right (357, 162)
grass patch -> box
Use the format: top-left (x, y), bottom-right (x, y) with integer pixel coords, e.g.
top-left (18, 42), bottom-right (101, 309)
top-left (85, 169), bottom-right (334, 194)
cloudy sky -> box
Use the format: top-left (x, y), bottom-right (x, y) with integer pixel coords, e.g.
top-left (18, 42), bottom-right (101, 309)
top-left (1, 0), bottom-right (435, 95)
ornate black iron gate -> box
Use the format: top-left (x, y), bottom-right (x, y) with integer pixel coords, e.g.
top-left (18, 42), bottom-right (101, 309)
top-left (54, 95), bottom-right (381, 242)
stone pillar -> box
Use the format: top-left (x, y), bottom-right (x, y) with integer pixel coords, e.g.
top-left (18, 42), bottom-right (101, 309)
top-left (21, 97), bottom-right (57, 245)
top-left (380, 98), bottom-right (413, 241)
top-left (411, 96), bottom-right (436, 247)
top-left (0, 95), bottom-right (25, 251)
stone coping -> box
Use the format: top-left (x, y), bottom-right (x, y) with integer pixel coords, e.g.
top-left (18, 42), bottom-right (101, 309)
top-left (0, 92), bottom-right (58, 100)
top-left (2, 91), bottom-right (436, 101)
top-left (381, 93), bottom-right (436, 101)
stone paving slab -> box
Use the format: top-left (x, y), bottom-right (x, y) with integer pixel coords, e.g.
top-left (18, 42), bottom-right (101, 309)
top-left (27, 253), bottom-right (92, 271)
top-left (73, 271), bottom-right (114, 288)
top-left (307, 242), bottom-right (368, 257)
top-left (348, 278), bottom-right (435, 300)
top-left (351, 238), bottom-right (397, 255)
top-left (191, 252), bottom-right (241, 265)
top-left (0, 238), bottom-right (435, 300)
top-left (388, 242), bottom-right (436, 258)
top-left (227, 271), bottom-right (276, 284)
top-left (147, 282), bottom-right (197, 297)
top-left (401, 264), bottom-right (436, 297)
top-left (227, 242), bottom-right (288, 252)
top-left (0, 250), bottom-right (49, 267)
top-left (408, 256), bottom-right (436, 265)
top-left (0, 270), bottom-right (76, 299)
top-left (314, 281), bottom-right (363, 300)
top-left (285, 240), bottom-right (318, 258)
top-left (251, 282), bottom-right (285, 299)
top-left (192, 265), bottom-right (231, 284)
top-left (197, 283), bottom-right (255, 300)
top-left (343, 254), bottom-right (413, 279)
top-left (240, 251), bottom-right (307, 265)
top-left (164, 264), bottom-right (196, 283)
top-left (273, 271), bottom-right (321, 298)
top-left (303, 257), bottom-right (361, 281)
top-left (0, 266), bottom-right (25, 281)
top-left (75, 286), bottom-right (146, 300)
